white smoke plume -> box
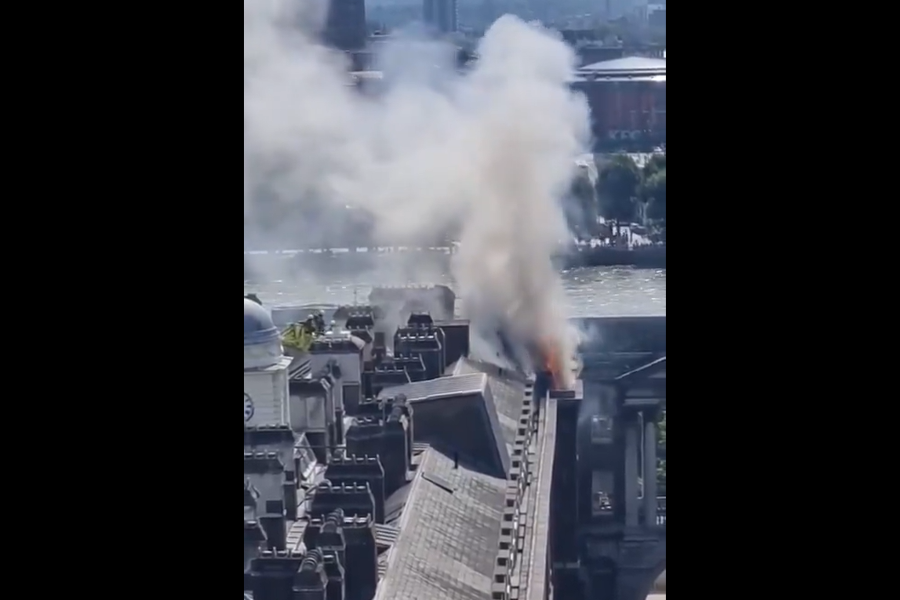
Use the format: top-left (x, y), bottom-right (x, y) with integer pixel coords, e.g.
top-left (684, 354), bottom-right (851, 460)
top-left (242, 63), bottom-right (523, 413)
top-left (244, 0), bottom-right (591, 385)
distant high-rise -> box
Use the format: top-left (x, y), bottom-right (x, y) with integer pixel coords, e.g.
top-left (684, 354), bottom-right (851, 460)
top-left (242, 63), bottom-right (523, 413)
top-left (423, 0), bottom-right (458, 34)
top-left (324, 0), bottom-right (367, 51)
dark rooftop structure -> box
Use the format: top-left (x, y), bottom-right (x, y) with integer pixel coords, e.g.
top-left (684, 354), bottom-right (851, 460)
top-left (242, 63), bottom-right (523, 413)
top-left (373, 446), bottom-right (508, 600)
top-left (245, 295), bottom-right (667, 600)
top-left (378, 365), bottom-right (512, 477)
top-left (323, 0), bottom-right (367, 52)
top-left (246, 301), bottom-right (553, 600)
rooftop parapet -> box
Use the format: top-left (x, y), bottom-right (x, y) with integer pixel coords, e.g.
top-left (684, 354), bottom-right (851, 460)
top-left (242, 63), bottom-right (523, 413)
top-left (244, 451), bottom-right (285, 475)
top-left (245, 424), bottom-right (295, 446)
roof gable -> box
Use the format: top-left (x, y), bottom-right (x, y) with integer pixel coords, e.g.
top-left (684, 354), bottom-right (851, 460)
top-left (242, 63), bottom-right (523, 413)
top-left (381, 372), bottom-right (510, 477)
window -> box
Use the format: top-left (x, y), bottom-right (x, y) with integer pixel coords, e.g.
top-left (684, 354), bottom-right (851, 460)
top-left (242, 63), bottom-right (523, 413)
top-left (591, 471), bottom-right (614, 516)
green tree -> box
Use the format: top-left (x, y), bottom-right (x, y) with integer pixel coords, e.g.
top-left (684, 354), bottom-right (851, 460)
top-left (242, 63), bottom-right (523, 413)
top-left (569, 166), bottom-right (599, 239)
top-left (643, 153), bottom-right (666, 179)
top-left (642, 168), bottom-right (666, 226)
top-left (597, 154), bottom-right (640, 225)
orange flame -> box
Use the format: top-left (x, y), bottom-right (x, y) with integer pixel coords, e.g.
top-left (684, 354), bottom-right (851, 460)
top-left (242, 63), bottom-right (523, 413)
top-left (540, 339), bottom-right (567, 390)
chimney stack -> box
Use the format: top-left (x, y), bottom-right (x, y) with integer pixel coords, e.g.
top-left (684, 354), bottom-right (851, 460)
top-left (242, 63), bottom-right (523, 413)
top-left (434, 319), bottom-right (470, 369)
top-left (340, 515), bottom-right (378, 600)
top-left (303, 508), bottom-right (371, 600)
top-left (306, 509), bottom-right (348, 600)
top-left (245, 520), bottom-right (268, 576)
top-left (392, 395), bottom-right (414, 466)
top-left (373, 331), bottom-right (386, 356)
top-left (394, 323), bottom-right (445, 380)
top-left (370, 362), bottom-right (411, 396)
top-left (391, 353), bottom-right (426, 381)
top-left (249, 550), bottom-right (303, 600)
top-left (310, 482), bottom-right (376, 521)
top-left (346, 414), bottom-right (384, 463)
top-left (346, 399), bottom-right (412, 497)
top-left (284, 470), bottom-right (298, 521)
top-left (304, 509), bottom-right (345, 567)
top-left (325, 454), bottom-right (386, 524)
top-left (245, 425), bottom-right (298, 520)
top-left (294, 549), bottom-right (328, 600)
top-left (383, 399), bottom-right (412, 496)
top-left (322, 552), bottom-right (345, 600)
top-left (245, 479), bottom-right (260, 521)
top-left (244, 451), bottom-right (288, 549)
top-left (290, 374), bottom-right (336, 465)
top-left (260, 516), bottom-right (287, 551)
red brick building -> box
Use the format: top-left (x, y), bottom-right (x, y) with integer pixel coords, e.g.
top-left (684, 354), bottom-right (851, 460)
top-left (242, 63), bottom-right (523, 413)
top-left (571, 56), bottom-right (666, 147)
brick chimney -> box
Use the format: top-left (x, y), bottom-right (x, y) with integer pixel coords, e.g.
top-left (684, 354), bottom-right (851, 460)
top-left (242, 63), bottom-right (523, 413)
top-left (322, 552), bottom-right (345, 600)
top-left (304, 509), bottom-right (348, 600)
top-left (249, 549), bottom-right (303, 600)
top-left (383, 399), bottom-right (412, 496)
top-left (310, 482), bottom-right (376, 521)
top-left (346, 400), bottom-right (412, 497)
top-left (309, 509), bottom-right (347, 568)
top-left (244, 451), bottom-right (287, 549)
top-left (394, 324), bottom-right (444, 380)
top-left (245, 425), bottom-right (297, 520)
top-left (325, 455), bottom-right (386, 524)
top-left (293, 548), bottom-right (328, 600)
top-left (245, 520), bottom-right (267, 576)
top-left (303, 508), bottom-right (375, 600)
top-left (340, 515), bottom-right (378, 600)
top-left (369, 362), bottom-right (411, 396)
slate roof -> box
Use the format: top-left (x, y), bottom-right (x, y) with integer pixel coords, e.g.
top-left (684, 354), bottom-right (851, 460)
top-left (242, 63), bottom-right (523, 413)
top-left (377, 373), bottom-right (486, 401)
top-left (374, 446), bottom-right (508, 600)
top-left (368, 359), bottom-right (534, 598)
top-left (378, 370), bottom-right (513, 476)
top-left (449, 358), bottom-right (527, 456)
top-left (382, 442), bottom-right (431, 525)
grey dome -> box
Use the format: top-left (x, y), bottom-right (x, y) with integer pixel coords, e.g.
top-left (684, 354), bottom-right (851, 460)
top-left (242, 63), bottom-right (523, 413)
top-left (244, 298), bottom-right (279, 346)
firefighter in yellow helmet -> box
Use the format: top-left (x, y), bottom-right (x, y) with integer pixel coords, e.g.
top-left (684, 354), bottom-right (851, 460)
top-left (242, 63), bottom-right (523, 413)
top-left (283, 317), bottom-right (316, 352)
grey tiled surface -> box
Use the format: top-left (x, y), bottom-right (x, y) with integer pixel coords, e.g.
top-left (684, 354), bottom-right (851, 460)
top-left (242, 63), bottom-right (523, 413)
top-left (453, 358), bottom-right (527, 453)
top-left (373, 523), bottom-right (401, 549)
top-left (526, 397), bottom-right (557, 600)
top-left (378, 373), bottom-right (487, 401)
top-left (381, 360), bottom-right (516, 476)
top-left (384, 481), bottom-right (413, 524)
top-left (375, 448), bottom-right (507, 600)
top-left (383, 443), bottom-right (429, 524)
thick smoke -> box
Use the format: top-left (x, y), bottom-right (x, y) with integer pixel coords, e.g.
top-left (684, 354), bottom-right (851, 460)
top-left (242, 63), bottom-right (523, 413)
top-left (244, 0), bottom-right (591, 385)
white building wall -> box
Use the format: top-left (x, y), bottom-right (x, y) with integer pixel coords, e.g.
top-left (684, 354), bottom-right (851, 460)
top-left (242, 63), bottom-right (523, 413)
top-left (244, 364), bottom-right (290, 426)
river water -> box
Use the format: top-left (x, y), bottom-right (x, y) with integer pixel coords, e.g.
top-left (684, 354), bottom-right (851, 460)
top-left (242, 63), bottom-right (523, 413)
top-left (244, 262), bottom-right (666, 317)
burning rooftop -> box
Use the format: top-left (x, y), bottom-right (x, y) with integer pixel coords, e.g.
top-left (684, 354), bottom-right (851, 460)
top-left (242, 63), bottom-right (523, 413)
top-left (244, 292), bottom-right (560, 600)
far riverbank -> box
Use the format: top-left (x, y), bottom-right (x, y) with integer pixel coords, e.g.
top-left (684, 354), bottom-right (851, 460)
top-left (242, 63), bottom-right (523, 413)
top-left (244, 243), bottom-right (666, 273)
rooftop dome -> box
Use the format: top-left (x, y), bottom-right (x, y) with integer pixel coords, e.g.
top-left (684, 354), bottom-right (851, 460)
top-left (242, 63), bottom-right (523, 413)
top-left (244, 298), bottom-right (280, 346)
